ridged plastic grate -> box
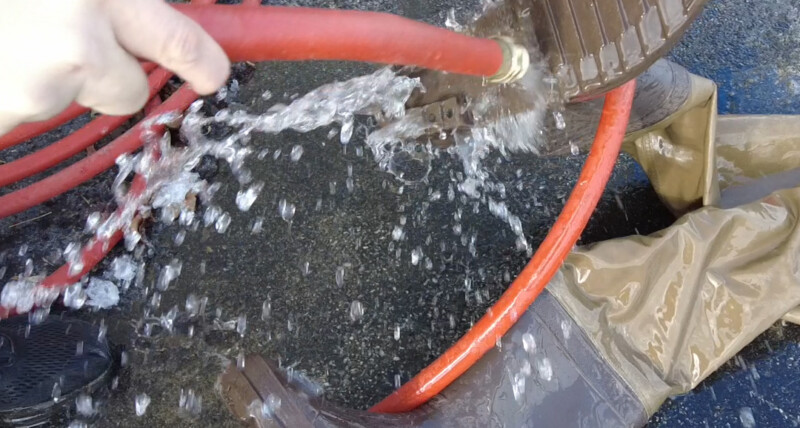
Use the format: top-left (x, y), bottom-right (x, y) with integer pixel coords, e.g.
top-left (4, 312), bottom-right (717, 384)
top-left (0, 317), bottom-right (110, 409)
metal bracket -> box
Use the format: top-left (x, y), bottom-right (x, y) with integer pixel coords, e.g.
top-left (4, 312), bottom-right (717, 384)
top-left (406, 97), bottom-right (473, 147)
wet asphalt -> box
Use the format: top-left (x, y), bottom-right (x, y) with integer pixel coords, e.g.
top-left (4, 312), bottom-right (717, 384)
top-left (0, 0), bottom-right (798, 426)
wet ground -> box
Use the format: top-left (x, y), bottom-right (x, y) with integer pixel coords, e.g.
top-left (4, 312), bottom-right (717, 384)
top-left (1, 0), bottom-right (799, 427)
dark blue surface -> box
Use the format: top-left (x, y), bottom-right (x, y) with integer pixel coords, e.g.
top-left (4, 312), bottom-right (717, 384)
top-left (668, 0), bottom-right (800, 115)
top-left (649, 324), bottom-right (800, 427)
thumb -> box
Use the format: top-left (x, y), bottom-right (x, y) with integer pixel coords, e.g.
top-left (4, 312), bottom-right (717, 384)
top-left (103, 0), bottom-right (230, 95)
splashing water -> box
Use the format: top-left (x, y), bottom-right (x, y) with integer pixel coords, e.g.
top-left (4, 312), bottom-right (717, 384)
top-left (0, 57), bottom-right (556, 423)
top-left (349, 300), bottom-right (365, 322)
top-left (135, 393), bottom-right (151, 416)
top-left (178, 388), bottom-right (202, 417)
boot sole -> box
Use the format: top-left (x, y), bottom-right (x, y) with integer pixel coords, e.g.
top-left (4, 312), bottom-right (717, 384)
top-left (526, 0), bottom-right (708, 101)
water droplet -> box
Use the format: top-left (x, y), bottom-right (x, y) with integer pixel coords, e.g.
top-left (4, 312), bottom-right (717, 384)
top-left (263, 394), bottom-right (281, 417)
top-left (68, 258), bottom-right (84, 277)
top-left (290, 145), bottom-right (304, 162)
top-left (411, 247), bottom-right (423, 266)
top-left (261, 298), bottom-right (271, 321)
top-left (739, 407), bottom-right (755, 428)
top-left (391, 225), bottom-right (404, 241)
top-left (236, 182), bottom-right (264, 212)
top-left (85, 212), bottom-right (102, 233)
top-left (157, 259), bottom-right (182, 291)
top-left (569, 141), bottom-right (580, 156)
top-left (349, 300), bottom-right (365, 322)
top-left (215, 212), bottom-right (232, 233)
top-left (216, 86), bottom-right (228, 101)
top-left (178, 388), bottom-right (202, 417)
top-left (750, 365), bottom-right (760, 381)
top-left (63, 283), bottom-right (87, 309)
top-left (251, 217), bottom-right (264, 234)
top-left (394, 374), bottom-right (402, 389)
top-left (23, 258), bottom-right (33, 276)
top-left (521, 359), bottom-right (532, 376)
top-left (135, 393), bottom-right (151, 416)
top-left (18, 244), bottom-right (28, 257)
top-left (522, 333), bottom-right (536, 353)
top-left (445, 8), bottom-right (464, 31)
top-left (52, 382), bottom-right (62, 401)
top-left (261, 90), bottom-right (273, 100)
top-left (332, 266), bottom-right (351, 287)
top-left (110, 256), bottom-right (137, 282)
top-left (512, 373), bottom-right (525, 402)
top-left (340, 115), bottom-right (354, 144)
top-left (237, 351), bottom-right (246, 370)
top-left (174, 229), bottom-right (186, 246)
top-left (278, 199), bottom-right (296, 222)
top-left (98, 320), bottom-right (107, 342)
top-left (184, 294), bottom-right (200, 317)
top-left (537, 358), bottom-right (553, 381)
top-left (236, 314), bottom-right (247, 337)
top-left (160, 306), bottom-right (178, 333)
top-left (394, 325), bottom-right (401, 341)
top-left (203, 205), bottom-right (222, 226)
top-left (554, 318), bottom-right (571, 343)
top-left (75, 393), bottom-right (94, 416)
top-left (28, 308), bottom-right (48, 325)
top-left (553, 111), bottom-right (566, 130)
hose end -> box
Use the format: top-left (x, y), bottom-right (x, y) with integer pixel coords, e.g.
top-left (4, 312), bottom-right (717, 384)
top-left (488, 37), bottom-right (530, 84)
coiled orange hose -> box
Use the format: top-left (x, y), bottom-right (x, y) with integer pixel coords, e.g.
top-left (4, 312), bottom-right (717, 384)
top-left (371, 80), bottom-right (636, 413)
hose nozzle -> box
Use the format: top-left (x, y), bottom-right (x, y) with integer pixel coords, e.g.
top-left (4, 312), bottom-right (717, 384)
top-left (488, 37), bottom-right (530, 84)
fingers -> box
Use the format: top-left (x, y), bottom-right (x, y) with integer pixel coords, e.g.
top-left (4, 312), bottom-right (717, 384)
top-left (0, 1), bottom-right (85, 128)
top-left (104, 0), bottom-right (230, 95)
top-left (74, 19), bottom-right (149, 115)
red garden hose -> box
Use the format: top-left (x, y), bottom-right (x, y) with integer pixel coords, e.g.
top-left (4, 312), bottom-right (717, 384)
top-left (172, 4), bottom-right (506, 77)
top-left (0, 2), bottom-right (637, 417)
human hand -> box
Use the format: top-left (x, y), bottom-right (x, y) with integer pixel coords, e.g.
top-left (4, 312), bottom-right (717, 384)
top-left (0, 0), bottom-right (230, 136)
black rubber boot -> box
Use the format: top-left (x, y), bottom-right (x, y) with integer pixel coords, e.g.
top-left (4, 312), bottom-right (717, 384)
top-left (0, 315), bottom-right (113, 427)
